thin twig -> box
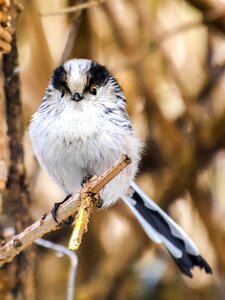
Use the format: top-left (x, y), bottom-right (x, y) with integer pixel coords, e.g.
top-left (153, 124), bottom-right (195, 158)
top-left (69, 154), bottom-right (131, 249)
top-left (41, 0), bottom-right (106, 17)
top-left (0, 154), bottom-right (131, 267)
top-left (35, 238), bottom-right (78, 300)
top-left (68, 193), bottom-right (95, 251)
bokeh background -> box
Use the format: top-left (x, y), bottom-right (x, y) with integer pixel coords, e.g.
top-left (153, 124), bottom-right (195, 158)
top-left (2, 0), bottom-right (225, 299)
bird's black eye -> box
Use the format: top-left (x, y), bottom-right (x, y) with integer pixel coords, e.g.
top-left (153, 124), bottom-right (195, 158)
top-left (90, 86), bottom-right (97, 95)
top-left (61, 90), bottom-right (65, 97)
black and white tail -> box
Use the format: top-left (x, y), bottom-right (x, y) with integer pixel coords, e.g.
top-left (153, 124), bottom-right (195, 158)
top-left (122, 182), bottom-right (212, 278)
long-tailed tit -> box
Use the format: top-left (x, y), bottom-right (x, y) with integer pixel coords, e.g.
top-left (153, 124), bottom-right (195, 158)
top-left (29, 59), bottom-right (212, 278)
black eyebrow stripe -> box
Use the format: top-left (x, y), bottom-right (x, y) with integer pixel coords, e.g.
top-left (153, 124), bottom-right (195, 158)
top-left (86, 61), bottom-right (111, 89)
top-left (52, 65), bottom-right (71, 94)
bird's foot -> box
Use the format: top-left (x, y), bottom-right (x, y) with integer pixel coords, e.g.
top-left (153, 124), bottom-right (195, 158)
top-left (51, 194), bottom-right (72, 223)
top-left (90, 192), bottom-right (103, 208)
top-left (63, 215), bottom-right (74, 225)
top-left (81, 174), bottom-right (93, 187)
top-left (81, 174), bottom-right (103, 208)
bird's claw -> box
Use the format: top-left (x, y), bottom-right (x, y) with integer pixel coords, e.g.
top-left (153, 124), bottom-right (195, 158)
top-left (90, 192), bottom-right (103, 208)
top-left (51, 202), bottom-right (61, 223)
top-left (64, 215), bottom-right (74, 225)
top-left (81, 174), bottom-right (93, 187)
top-left (51, 194), bottom-right (72, 223)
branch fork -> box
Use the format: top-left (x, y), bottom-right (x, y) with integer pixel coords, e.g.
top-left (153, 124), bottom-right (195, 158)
top-left (0, 154), bottom-right (131, 267)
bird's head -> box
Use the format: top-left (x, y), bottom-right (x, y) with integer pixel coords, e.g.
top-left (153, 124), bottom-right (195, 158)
top-left (49, 59), bottom-right (125, 107)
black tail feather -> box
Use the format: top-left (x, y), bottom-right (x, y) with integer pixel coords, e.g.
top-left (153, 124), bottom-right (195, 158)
top-left (171, 253), bottom-right (212, 278)
top-left (123, 182), bottom-right (213, 278)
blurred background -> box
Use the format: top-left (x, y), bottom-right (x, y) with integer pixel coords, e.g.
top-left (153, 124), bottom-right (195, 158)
top-left (1, 0), bottom-right (225, 299)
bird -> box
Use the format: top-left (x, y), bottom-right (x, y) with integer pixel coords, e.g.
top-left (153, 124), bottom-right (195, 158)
top-left (29, 58), bottom-right (212, 278)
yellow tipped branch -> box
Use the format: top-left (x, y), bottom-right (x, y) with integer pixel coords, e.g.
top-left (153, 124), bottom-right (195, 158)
top-left (0, 155), bottom-right (131, 267)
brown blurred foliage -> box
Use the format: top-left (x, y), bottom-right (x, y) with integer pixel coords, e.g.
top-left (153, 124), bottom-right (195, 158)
top-left (2, 0), bottom-right (225, 299)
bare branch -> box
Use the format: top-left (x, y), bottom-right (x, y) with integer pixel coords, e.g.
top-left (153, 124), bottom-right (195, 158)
top-left (68, 154), bottom-right (131, 250)
top-left (41, 0), bottom-right (106, 17)
top-left (0, 155), bottom-right (131, 267)
top-left (1, 1), bottom-right (36, 297)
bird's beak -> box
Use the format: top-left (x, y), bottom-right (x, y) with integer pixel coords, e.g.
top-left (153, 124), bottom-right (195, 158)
top-left (72, 92), bottom-right (84, 102)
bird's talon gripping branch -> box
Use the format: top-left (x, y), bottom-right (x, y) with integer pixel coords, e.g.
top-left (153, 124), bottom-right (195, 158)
top-left (51, 203), bottom-right (60, 223)
top-left (81, 174), bottom-right (93, 187)
top-left (68, 155), bottom-right (132, 250)
top-left (90, 192), bottom-right (103, 208)
top-left (51, 193), bottom-right (72, 223)
top-left (63, 215), bottom-right (74, 225)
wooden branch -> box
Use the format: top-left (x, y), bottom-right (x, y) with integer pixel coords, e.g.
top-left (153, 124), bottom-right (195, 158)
top-left (41, 0), bottom-right (106, 17)
top-left (1, 2), bottom-right (35, 297)
top-left (0, 155), bottom-right (131, 267)
top-left (2, 28), bottom-right (32, 227)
